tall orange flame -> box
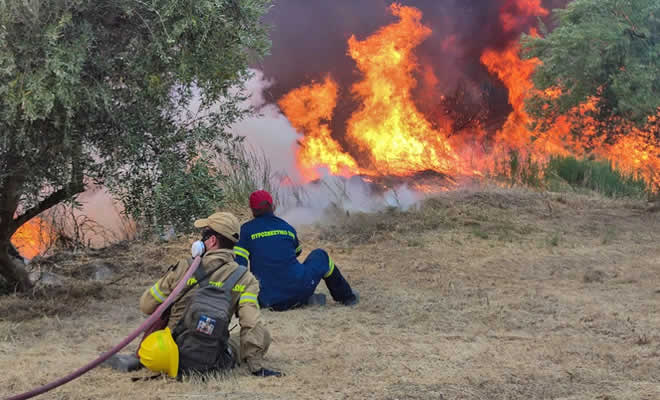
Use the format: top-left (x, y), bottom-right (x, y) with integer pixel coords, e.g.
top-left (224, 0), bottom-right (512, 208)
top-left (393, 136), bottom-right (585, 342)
top-left (281, 4), bottom-right (460, 180)
top-left (480, 0), bottom-right (570, 164)
top-left (480, 29), bottom-right (580, 166)
top-left (278, 76), bottom-right (360, 181)
top-left (346, 4), bottom-right (459, 176)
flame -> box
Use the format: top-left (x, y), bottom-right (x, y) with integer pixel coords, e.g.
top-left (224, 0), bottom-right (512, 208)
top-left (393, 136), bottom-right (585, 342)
top-left (500, 0), bottom-right (549, 32)
top-left (281, 4), bottom-right (460, 180)
top-left (278, 76), bottom-right (360, 181)
top-left (280, 2), bottom-right (659, 192)
top-left (346, 4), bottom-right (459, 176)
top-left (599, 114), bottom-right (660, 190)
top-left (480, 30), bottom-right (584, 166)
top-left (10, 217), bottom-right (55, 259)
top-left (481, 39), bottom-right (542, 152)
top-left (480, 9), bottom-right (660, 190)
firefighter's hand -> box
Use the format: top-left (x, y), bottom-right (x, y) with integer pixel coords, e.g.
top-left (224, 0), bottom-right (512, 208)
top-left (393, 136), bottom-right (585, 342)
top-left (252, 368), bottom-right (283, 377)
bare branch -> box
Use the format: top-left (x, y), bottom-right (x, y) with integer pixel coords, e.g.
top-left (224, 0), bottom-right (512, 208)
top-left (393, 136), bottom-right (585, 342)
top-left (10, 178), bottom-right (85, 234)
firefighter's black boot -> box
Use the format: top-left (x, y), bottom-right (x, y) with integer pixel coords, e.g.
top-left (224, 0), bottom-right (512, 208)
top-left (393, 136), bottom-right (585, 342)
top-left (344, 290), bottom-right (359, 306)
top-left (324, 265), bottom-right (359, 306)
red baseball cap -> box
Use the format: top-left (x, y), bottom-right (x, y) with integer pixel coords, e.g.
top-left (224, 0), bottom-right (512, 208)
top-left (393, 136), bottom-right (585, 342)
top-left (249, 190), bottom-right (273, 210)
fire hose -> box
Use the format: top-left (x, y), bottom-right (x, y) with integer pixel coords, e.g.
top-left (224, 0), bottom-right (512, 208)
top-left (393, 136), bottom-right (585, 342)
top-left (6, 256), bottom-right (203, 400)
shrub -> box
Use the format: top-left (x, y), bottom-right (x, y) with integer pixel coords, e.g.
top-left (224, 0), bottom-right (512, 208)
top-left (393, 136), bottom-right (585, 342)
top-left (544, 156), bottom-right (648, 198)
top-left (505, 150), bottom-right (544, 188)
top-left (217, 141), bottom-right (279, 208)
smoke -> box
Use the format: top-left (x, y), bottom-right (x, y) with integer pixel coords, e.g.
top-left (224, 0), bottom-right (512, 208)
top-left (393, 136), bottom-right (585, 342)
top-left (259, 0), bottom-right (568, 133)
top-left (260, 0), bottom-right (549, 95)
top-left (231, 70), bottom-right (303, 181)
top-left (277, 175), bottom-right (425, 226)
top-left (44, 186), bottom-right (135, 249)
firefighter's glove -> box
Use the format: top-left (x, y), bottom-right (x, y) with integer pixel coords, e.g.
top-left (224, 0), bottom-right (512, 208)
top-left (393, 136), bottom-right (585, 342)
top-left (252, 368), bottom-right (283, 377)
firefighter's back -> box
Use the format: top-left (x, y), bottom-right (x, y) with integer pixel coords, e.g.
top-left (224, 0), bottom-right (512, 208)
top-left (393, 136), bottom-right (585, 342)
top-left (238, 213), bottom-right (311, 306)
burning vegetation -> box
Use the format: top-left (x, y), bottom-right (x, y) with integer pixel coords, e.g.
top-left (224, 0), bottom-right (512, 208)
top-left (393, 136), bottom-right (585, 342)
top-left (279, 2), bottom-right (659, 191)
top-left (5, 0), bottom-right (657, 264)
top-left (10, 217), bottom-right (55, 260)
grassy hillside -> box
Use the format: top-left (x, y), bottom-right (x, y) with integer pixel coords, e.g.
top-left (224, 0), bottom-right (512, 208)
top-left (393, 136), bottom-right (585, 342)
top-left (1, 187), bottom-right (659, 400)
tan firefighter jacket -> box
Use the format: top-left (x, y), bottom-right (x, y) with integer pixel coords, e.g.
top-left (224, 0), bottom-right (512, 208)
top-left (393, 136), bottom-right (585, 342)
top-left (140, 248), bottom-right (270, 372)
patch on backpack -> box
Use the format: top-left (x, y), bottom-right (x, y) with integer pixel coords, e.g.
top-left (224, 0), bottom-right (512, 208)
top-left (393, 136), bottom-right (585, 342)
top-left (195, 315), bottom-right (216, 335)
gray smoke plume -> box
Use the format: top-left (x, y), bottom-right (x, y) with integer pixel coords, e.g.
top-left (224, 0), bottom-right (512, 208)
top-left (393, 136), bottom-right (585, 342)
top-left (260, 1), bottom-right (567, 98)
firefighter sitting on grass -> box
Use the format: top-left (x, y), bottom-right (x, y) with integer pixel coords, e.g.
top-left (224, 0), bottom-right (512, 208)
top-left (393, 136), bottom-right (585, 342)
top-left (233, 190), bottom-right (359, 311)
top-left (105, 212), bottom-right (281, 378)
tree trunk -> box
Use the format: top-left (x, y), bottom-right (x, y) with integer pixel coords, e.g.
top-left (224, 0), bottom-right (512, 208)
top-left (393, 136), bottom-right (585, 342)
top-left (0, 242), bottom-right (33, 292)
top-left (0, 155), bottom-right (84, 292)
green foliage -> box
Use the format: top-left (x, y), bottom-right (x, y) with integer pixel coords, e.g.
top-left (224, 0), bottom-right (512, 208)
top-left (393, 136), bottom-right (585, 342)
top-left (500, 151), bottom-right (648, 198)
top-left (0, 0), bottom-right (271, 232)
top-left (508, 150), bottom-right (543, 188)
top-left (0, 0), bottom-right (271, 288)
top-left (544, 155), bottom-right (648, 197)
top-left (148, 158), bottom-right (224, 235)
top-left (522, 0), bottom-right (660, 129)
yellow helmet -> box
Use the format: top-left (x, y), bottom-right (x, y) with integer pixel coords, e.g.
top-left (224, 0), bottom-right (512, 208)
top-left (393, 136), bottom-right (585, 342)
top-left (138, 327), bottom-right (179, 377)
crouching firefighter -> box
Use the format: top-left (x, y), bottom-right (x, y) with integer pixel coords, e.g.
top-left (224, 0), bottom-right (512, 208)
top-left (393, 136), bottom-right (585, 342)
top-left (105, 212), bottom-right (281, 378)
top-left (234, 190), bottom-right (359, 311)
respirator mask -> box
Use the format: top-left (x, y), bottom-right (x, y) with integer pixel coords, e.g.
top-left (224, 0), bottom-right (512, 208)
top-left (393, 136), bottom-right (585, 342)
top-left (191, 229), bottom-right (214, 258)
top-left (191, 240), bottom-right (205, 258)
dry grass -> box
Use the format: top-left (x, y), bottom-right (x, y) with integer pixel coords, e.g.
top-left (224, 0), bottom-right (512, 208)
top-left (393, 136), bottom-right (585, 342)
top-left (1, 187), bottom-right (659, 399)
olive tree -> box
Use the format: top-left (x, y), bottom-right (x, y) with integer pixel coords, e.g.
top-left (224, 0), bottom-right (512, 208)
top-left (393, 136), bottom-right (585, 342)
top-left (0, 0), bottom-right (271, 291)
top-left (522, 0), bottom-right (659, 130)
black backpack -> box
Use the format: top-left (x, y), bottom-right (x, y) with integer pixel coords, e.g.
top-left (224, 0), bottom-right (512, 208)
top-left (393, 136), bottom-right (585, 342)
top-left (172, 262), bottom-right (247, 374)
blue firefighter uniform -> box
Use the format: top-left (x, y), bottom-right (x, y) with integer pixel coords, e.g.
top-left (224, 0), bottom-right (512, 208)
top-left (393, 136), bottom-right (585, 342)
top-left (233, 212), bottom-right (356, 310)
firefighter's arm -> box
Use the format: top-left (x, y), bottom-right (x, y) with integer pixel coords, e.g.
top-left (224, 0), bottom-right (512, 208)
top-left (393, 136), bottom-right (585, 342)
top-left (236, 275), bottom-right (270, 372)
top-left (233, 226), bottom-right (250, 267)
top-left (139, 259), bottom-right (186, 314)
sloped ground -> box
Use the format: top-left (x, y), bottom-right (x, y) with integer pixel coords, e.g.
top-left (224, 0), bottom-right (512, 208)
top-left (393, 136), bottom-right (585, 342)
top-left (1, 187), bottom-right (659, 400)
